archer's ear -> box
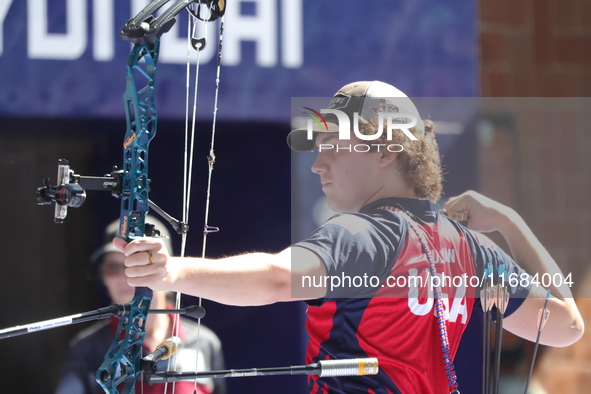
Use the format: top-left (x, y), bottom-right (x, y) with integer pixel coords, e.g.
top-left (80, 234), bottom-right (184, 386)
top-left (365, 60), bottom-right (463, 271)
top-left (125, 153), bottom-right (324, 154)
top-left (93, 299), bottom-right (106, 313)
top-left (378, 149), bottom-right (398, 168)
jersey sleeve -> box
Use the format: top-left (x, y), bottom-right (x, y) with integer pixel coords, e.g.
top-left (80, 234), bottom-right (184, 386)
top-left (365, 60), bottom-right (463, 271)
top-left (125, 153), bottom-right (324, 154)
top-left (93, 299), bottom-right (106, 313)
top-left (464, 229), bottom-right (532, 317)
top-left (294, 212), bottom-right (406, 299)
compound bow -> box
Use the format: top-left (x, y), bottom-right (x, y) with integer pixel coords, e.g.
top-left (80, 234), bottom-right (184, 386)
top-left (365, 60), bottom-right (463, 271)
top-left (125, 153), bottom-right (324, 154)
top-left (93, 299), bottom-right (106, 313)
top-left (37, 1), bottom-right (225, 393)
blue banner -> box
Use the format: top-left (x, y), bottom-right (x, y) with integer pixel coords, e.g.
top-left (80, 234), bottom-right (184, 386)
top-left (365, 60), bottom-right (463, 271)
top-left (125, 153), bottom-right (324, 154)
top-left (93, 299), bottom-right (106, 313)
top-left (0, 0), bottom-right (476, 121)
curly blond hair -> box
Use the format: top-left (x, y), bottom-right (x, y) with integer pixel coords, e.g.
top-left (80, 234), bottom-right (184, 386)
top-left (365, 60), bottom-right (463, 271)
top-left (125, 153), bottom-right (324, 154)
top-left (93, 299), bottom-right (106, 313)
top-left (360, 118), bottom-right (443, 202)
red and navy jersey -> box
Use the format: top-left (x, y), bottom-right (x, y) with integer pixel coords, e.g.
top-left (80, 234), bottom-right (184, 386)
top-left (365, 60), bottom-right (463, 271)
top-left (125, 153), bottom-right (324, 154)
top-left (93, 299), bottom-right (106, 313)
top-left (295, 198), bottom-right (530, 394)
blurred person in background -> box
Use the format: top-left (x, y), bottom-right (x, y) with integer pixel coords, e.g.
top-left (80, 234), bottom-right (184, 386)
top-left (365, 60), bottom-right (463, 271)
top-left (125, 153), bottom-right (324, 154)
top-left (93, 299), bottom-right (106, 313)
top-left (55, 216), bottom-right (226, 394)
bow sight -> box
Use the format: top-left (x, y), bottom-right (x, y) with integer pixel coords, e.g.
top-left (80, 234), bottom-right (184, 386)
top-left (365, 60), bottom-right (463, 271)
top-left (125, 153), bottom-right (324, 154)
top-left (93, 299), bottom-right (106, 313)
top-left (36, 158), bottom-right (189, 235)
top-left (36, 1), bottom-right (227, 231)
top-left (37, 158), bottom-right (118, 222)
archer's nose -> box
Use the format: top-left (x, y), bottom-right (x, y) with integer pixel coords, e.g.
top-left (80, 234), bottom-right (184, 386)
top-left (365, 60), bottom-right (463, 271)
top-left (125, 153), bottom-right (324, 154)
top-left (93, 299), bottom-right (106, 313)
top-left (311, 152), bottom-right (327, 174)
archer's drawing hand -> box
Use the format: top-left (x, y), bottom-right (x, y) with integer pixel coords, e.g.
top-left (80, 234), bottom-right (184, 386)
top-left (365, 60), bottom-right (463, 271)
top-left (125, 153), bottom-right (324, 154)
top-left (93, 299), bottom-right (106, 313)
top-left (113, 237), bottom-right (178, 292)
top-left (444, 190), bottom-right (515, 234)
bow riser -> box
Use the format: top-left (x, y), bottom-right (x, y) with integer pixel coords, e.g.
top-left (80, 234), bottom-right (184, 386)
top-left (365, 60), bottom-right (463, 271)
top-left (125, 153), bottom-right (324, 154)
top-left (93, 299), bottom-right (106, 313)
top-left (96, 41), bottom-right (160, 394)
top-left (120, 42), bottom-right (159, 243)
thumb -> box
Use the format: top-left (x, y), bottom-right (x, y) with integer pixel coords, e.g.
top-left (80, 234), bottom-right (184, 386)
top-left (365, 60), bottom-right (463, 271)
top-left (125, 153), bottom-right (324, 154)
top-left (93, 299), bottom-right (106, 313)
top-left (112, 237), bottom-right (129, 253)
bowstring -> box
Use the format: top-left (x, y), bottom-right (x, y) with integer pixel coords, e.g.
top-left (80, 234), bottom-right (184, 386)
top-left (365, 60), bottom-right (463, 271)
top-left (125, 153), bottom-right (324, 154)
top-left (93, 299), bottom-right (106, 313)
top-left (166, 5), bottom-right (205, 394)
top-left (194, 9), bottom-right (225, 394)
top-left (166, 3), bottom-right (225, 394)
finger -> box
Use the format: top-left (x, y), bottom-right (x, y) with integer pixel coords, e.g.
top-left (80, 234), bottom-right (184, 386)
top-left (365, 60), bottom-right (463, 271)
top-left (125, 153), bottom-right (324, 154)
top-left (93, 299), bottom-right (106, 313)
top-left (445, 194), bottom-right (460, 204)
top-left (444, 196), bottom-right (462, 213)
top-left (124, 250), bottom-right (155, 268)
top-left (448, 210), bottom-right (469, 222)
top-left (124, 237), bottom-right (165, 256)
top-left (125, 262), bottom-right (158, 278)
top-left (125, 262), bottom-right (166, 289)
top-left (112, 237), bottom-right (128, 252)
top-left (443, 197), bottom-right (470, 224)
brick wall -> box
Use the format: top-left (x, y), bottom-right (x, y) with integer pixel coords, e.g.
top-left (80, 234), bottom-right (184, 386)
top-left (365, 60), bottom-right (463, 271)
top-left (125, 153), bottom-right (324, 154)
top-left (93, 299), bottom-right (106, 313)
top-left (478, 0), bottom-right (591, 290)
top-left (480, 0), bottom-right (591, 97)
top-left (478, 2), bottom-right (591, 393)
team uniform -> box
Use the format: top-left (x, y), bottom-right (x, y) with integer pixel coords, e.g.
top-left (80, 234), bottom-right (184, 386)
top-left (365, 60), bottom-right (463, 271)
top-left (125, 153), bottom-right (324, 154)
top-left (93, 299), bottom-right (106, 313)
top-left (295, 197), bottom-right (531, 394)
top-left (55, 315), bottom-right (225, 394)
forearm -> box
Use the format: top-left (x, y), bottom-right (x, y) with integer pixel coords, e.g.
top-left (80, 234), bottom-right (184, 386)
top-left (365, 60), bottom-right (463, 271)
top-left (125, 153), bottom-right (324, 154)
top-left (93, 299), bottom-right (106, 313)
top-left (445, 191), bottom-right (583, 345)
top-left (119, 239), bottom-right (325, 306)
top-left (497, 208), bottom-right (583, 345)
top-left (168, 250), bottom-right (293, 306)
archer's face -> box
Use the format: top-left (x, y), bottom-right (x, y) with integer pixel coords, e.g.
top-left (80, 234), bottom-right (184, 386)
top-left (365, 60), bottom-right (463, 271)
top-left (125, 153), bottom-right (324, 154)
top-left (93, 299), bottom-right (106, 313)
top-left (311, 133), bottom-right (384, 213)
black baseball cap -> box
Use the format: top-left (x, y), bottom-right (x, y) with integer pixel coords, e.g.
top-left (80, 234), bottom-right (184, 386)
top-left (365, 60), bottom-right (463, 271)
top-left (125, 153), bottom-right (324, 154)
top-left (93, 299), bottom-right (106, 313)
top-left (287, 81), bottom-right (425, 152)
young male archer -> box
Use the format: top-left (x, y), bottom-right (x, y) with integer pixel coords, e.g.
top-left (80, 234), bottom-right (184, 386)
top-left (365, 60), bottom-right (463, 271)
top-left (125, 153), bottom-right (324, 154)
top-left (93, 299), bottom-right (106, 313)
top-left (113, 81), bottom-right (583, 394)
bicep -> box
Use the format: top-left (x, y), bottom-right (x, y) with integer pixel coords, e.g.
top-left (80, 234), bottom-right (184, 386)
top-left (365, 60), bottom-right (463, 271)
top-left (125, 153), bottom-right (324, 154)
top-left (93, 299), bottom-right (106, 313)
top-left (276, 246), bottom-right (327, 301)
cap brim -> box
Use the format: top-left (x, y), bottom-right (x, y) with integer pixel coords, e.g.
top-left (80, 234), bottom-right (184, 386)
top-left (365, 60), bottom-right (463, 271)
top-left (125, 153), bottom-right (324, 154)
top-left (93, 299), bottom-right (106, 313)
top-left (287, 122), bottom-right (340, 152)
top-left (90, 243), bottom-right (120, 264)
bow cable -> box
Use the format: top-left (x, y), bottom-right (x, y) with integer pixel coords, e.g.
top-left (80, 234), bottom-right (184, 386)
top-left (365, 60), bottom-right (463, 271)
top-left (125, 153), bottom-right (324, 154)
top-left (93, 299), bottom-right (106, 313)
top-left (167, 3), bottom-right (225, 393)
top-left (165, 15), bottom-right (199, 394)
top-left (168, 10), bottom-right (205, 394)
top-left (194, 10), bottom-right (225, 393)
top-left (201, 13), bottom-right (224, 257)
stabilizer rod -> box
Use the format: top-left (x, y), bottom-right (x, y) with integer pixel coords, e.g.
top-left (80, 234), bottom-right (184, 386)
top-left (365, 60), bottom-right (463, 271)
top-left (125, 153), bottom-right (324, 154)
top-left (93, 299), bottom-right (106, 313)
top-left (0, 304), bottom-right (204, 340)
top-left (148, 358), bottom-right (379, 383)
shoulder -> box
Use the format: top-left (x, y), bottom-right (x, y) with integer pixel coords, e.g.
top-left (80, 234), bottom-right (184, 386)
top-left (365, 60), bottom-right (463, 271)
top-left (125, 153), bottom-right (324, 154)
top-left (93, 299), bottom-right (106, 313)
top-left (323, 213), bottom-right (378, 234)
top-left (452, 222), bottom-right (502, 263)
top-left (318, 210), bottom-right (407, 239)
top-left (297, 212), bottom-right (405, 263)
